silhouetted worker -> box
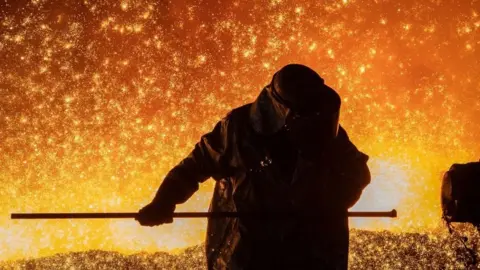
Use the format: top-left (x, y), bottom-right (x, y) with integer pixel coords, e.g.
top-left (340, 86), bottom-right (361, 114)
top-left (136, 64), bottom-right (371, 270)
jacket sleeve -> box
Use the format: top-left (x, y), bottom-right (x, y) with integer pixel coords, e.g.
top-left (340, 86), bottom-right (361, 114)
top-left (329, 126), bottom-right (371, 209)
top-left (151, 115), bottom-right (235, 206)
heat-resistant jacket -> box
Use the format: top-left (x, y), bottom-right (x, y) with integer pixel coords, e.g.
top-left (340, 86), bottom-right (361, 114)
top-left (154, 85), bottom-right (371, 270)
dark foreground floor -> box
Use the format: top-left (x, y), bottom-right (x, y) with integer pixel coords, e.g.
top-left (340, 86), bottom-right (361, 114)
top-left (2, 229), bottom-right (479, 269)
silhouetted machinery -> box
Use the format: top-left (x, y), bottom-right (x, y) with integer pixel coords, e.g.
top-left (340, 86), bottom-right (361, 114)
top-left (441, 160), bottom-right (480, 268)
top-left (442, 160), bottom-right (480, 225)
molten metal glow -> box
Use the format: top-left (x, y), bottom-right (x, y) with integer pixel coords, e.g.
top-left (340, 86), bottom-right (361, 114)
top-left (1, 0), bottom-right (479, 262)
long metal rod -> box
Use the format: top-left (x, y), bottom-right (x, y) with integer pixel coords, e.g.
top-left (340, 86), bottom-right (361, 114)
top-left (11, 210), bottom-right (397, 219)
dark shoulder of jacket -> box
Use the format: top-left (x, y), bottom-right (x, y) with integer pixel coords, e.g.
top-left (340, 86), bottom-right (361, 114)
top-left (223, 103), bottom-right (252, 130)
top-left (219, 103), bottom-right (254, 173)
top-left (337, 125), bottom-right (369, 162)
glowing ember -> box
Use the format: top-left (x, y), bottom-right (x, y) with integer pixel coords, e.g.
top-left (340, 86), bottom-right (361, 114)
top-left (0, 0), bottom-right (479, 263)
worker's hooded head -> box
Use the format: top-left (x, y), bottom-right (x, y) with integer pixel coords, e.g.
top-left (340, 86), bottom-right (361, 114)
top-left (250, 64), bottom-right (341, 153)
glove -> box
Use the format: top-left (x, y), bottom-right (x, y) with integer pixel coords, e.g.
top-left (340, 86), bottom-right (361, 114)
top-left (136, 201), bottom-right (176, 227)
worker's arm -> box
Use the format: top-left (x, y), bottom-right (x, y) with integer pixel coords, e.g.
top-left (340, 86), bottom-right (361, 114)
top-left (136, 114), bottom-right (235, 226)
top-left (151, 115), bottom-right (235, 205)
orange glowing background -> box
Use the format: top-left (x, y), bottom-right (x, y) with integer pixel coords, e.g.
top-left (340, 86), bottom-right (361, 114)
top-left (1, 0), bottom-right (479, 262)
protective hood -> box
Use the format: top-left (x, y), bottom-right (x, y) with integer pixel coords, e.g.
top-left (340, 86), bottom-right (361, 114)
top-left (249, 85), bottom-right (291, 136)
top-left (249, 83), bottom-right (341, 137)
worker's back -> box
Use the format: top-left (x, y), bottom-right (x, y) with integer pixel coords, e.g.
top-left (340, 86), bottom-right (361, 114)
top-left (205, 88), bottom-right (369, 269)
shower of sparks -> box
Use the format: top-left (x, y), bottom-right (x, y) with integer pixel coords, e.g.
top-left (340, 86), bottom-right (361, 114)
top-left (0, 0), bottom-right (479, 266)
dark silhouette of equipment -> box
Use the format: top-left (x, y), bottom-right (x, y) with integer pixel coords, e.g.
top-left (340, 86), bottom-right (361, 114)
top-left (441, 160), bottom-right (480, 269)
top-left (442, 161), bottom-right (480, 224)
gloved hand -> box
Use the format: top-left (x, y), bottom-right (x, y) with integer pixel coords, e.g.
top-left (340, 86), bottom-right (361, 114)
top-left (135, 201), bottom-right (176, 226)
